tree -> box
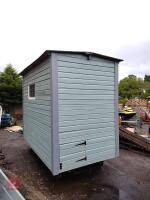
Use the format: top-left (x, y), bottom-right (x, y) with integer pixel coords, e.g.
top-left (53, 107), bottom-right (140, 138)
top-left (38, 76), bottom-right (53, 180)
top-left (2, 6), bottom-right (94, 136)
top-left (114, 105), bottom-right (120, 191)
top-left (128, 74), bottom-right (137, 79)
top-left (0, 64), bottom-right (22, 109)
top-left (143, 74), bottom-right (150, 98)
top-left (119, 75), bottom-right (144, 99)
top-left (144, 75), bottom-right (150, 82)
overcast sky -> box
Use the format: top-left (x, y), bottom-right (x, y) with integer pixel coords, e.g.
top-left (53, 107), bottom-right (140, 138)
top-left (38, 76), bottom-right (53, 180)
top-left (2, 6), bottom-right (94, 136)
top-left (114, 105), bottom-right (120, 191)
top-left (0, 0), bottom-right (149, 80)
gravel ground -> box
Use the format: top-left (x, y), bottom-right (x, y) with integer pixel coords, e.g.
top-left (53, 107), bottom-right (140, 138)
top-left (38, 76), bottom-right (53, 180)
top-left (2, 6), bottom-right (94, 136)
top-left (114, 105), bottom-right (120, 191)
top-left (0, 128), bottom-right (150, 200)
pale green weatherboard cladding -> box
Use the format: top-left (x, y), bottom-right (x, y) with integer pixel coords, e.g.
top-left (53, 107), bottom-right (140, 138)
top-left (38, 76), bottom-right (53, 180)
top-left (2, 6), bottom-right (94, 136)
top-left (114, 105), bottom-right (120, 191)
top-left (57, 53), bottom-right (117, 172)
top-left (22, 51), bottom-right (120, 175)
top-left (23, 58), bottom-right (52, 170)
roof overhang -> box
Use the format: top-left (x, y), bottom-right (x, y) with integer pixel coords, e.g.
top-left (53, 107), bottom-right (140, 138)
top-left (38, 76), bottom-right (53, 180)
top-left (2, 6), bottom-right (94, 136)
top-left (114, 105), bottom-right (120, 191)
top-left (20, 50), bottom-right (123, 76)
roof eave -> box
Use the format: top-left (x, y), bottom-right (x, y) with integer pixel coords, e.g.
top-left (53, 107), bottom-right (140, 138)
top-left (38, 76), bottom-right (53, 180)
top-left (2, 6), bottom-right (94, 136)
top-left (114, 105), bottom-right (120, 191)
top-left (20, 50), bottom-right (123, 76)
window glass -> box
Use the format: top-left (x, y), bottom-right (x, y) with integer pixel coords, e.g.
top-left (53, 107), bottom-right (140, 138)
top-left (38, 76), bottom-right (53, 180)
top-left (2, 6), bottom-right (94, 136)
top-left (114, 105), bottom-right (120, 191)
top-left (29, 84), bottom-right (35, 98)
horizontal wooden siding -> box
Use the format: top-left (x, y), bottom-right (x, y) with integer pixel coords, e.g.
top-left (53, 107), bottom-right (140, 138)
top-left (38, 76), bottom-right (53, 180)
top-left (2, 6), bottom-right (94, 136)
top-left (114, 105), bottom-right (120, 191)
top-left (57, 54), bottom-right (116, 172)
top-left (23, 58), bottom-right (52, 170)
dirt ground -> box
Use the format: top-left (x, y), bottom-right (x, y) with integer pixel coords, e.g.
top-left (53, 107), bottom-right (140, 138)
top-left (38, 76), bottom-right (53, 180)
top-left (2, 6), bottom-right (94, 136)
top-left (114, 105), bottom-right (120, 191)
top-left (0, 129), bottom-right (150, 200)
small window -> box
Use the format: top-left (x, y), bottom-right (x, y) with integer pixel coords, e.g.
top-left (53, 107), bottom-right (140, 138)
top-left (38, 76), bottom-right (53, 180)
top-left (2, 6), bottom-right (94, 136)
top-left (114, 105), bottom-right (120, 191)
top-left (28, 84), bottom-right (35, 99)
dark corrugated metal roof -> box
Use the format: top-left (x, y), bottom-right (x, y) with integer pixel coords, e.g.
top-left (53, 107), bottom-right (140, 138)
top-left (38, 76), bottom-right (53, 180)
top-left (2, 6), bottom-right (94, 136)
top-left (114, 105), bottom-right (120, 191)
top-left (20, 50), bottom-right (123, 76)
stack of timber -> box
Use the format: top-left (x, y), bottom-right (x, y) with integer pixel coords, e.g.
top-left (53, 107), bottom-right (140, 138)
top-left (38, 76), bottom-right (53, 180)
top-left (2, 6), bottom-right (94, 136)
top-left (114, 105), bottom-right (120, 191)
top-left (119, 127), bottom-right (150, 153)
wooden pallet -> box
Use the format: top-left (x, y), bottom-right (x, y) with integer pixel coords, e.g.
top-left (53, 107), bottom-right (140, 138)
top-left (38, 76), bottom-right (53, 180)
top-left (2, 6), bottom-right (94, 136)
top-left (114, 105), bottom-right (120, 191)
top-left (119, 127), bottom-right (150, 152)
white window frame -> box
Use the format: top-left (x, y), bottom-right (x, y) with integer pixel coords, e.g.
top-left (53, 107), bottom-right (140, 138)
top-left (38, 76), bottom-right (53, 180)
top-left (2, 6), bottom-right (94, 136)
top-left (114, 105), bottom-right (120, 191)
top-left (28, 83), bottom-right (36, 100)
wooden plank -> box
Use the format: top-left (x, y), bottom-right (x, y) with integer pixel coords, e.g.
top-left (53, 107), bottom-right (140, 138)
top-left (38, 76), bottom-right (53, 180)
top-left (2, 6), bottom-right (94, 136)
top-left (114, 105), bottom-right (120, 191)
top-left (58, 66), bottom-right (114, 77)
top-left (60, 151), bottom-right (86, 162)
top-left (59, 122), bottom-right (114, 133)
top-left (59, 109), bottom-right (114, 116)
top-left (59, 83), bottom-right (114, 90)
top-left (24, 59), bottom-right (50, 79)
top-left (25, 107), bottom-right (50, 116)
top-left (23, 68), bottom-right (50, 84)
top-left (59, 89), bottom-right (114, 95)
top-left (59, 113), bottom-right (114, 121)
top-left (58, 53), bottom-right (115, 63)
top-left (59, 75), bottom-right (114, 82)
top-left (59, 94), bottom-right (114, 100)
top-left (119, 127), bottom-right (150, 152)
top-left (59, 77), bottom-right (114, 86)
top-left (60, 149), bottom-right (115, 173)
top-left (59, 117), bottom-right (114, 127)
top-left (24, 102), bottom-right (51, 111)
top-left (59, 99), bottom-right (114, 105)
top-left (59, 115), bottom-right (114, 124)
top-left (24, 99), bottom-right (51, 105)
top-left (57, 55), bottom-right (114, 67)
